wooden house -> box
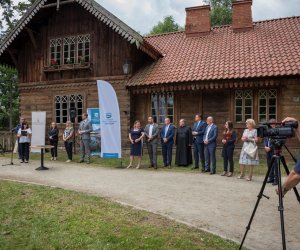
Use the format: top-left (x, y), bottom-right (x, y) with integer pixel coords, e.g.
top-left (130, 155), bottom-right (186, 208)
top-left (0, 0), bottom-right (300, 148)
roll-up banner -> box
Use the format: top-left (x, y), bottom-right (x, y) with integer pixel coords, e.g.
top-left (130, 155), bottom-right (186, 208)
top-left (31, 111), bottom-right (46, 152)
top-left (87, 108), bottom-right (101, 156)
top-left (97, 80), bottom-right (122, 159)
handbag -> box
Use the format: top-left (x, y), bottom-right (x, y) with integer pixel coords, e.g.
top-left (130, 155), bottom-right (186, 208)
top-left (243, 142), bottom-right (258, 159)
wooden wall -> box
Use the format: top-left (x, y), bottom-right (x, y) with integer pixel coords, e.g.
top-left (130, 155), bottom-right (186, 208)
top-left (19, 79), bottom-right (130, 147)
top-left (17, 3), bottom-right (151, 83)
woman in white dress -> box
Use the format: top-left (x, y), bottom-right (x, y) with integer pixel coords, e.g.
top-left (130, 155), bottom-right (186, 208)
top-left (238, 119), bottom-right (259, 181)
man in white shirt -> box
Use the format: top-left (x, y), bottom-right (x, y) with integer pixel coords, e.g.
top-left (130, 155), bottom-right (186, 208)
top-left (144, 116), bottom-right (159, 169)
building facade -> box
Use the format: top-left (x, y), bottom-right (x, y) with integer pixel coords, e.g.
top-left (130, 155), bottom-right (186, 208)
top-left (0, 0), bottom-right (299, 148)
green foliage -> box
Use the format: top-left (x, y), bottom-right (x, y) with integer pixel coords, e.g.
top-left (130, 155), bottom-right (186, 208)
top-left (0, 0), bottom-right (35, 41)
top-left (149, 16), bottom-right (183, 35)
top-left (205, 0), bottom-right (232, 26)
top-left (0, 66), bottom-right (19, 130)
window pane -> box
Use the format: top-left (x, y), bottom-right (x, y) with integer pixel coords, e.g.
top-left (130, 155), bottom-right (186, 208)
top-left (235, 115), bottom-right (242, 122)
top-left (245, 114), bottom-right (252, 120)
top-left (236, 107), bottom-right (242, 115)
top-left (245, 107), bottom-right (252, 115)
top-left (259, 107), bottom-right (266, 114)
top-left (236, 99), bottom-right (242, 106)
top-left (245, 99), bottom-right (252, 106)
top-left (269, 98), bottom-right (276, 106)
top-left (259, 99), bottom-right (266, 106)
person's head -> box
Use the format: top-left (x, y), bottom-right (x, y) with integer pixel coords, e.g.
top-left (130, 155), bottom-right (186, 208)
top-left (246, 119), bottom-right (256, 129)
top-left (22, 123), bottom-right (29, 129)
top-left (269, 118), bottom-right (277, 128)
top-left (195, 114), bottom-right (202, 122)
top-left (148, 116), bottom-right (154, 124)
top-left (206, 116), bottom-right (214, 125)
top-left (51, 122), bottom-right (57, 129)
top-left (20, 117), bottom-right (25, 124)
top-left (134, 120), bottom-right (141, 129)
top-left (66, 121), bottom-right (72, 128)
top-left (164, 117), bottom-right (171, 125)
top-left (179, 119), bottom-right (185, 127)
top-left (225, 121), bottom-right (233, 131)
top-left (82, 113), bottom-right (88, 120)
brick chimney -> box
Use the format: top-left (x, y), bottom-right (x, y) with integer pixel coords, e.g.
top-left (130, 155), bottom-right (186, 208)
top-left (185, 5), bottom-right (211, 37)
top-left (232, 0), bottom-right (253, 32)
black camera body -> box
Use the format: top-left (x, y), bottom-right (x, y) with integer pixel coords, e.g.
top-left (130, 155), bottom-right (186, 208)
top-left (257, 121), bottom-right (298, 139)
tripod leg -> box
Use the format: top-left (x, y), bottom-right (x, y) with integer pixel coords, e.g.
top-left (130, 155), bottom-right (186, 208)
top-left (280, 156), bottom-right (300, 203)
top-left (277, 157), bottom-right (286, 250)
top-left (239, 156), bottom-right (275, 250)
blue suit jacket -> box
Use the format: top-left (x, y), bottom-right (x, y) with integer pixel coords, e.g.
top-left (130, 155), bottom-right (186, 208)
top-left (192, 121), bottom-right (207, 143)
top-left (264, 137), bottom-right (275, 158)
top-left (204, 124), bottom-right (218, 147)
top-left (160, 124), bottom-right (175, 144)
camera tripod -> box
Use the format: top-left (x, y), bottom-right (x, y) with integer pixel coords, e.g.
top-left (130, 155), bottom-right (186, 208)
top-left (239, 142), bottom-right (300, 250)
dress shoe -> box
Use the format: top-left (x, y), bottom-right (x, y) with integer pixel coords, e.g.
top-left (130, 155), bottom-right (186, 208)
top-left (210, 172), bottom-right (216, 175)
top-left (227, 172), bottom-right (233, 177)
top-left (191, 167), bottom-right (199, 170)
top-left (221, 171), bottom-right (227, 176)
top-left (148, 165), bottom-right (153, 168)
top-left (272, 181), bottom-right (278, 186)
top-left (205, 169), bottom-right (210, 172)
top-left (201, 169), bottom-right (205, 173)
top-left (79, 160), bottom-right (84, 163)
top-left (267, 179), bottom-right (274, 183)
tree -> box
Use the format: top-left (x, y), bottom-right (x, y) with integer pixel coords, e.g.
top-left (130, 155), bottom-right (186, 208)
top-left (0, 66), bottom-right (19, 130)
top-left (205, 0), bottom-right (232, 26)
top-left (149, 16), bottom-right (183, 35)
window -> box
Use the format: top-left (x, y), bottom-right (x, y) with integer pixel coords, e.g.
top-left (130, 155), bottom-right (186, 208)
top-left (49, 34), bottom-right (90, 66)
top-left (50, 38), bottom-right (62, 65)
top-left (258, 89), bottom-right (277, 122)
top-left (77, 34), bottom-right (90, 63)
top-left (235, 90), bottom-right (253, 122)
top-left (55, 94), bottom-right (83, 123)
top-left (151, 93), bottom-right (174, 124)
top-left (63, 36), bottom-right (76, 64)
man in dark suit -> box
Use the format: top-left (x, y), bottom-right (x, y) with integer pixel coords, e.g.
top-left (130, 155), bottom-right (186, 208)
top-left (203, 116), bottom-right (218, 174)
top-left (264, 119), bottom-right (278, 185)
top-left (161, 117), bottom-right (175, 168)
top-left (144, 116), bottom-right (159, 169)
top-left (192, 114), bottom-right (207, 171)
top-left (78, 112), bottom-right (93, 164)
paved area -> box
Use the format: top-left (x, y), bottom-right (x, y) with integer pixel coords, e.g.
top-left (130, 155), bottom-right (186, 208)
top-left (0, 157), bottom-right (299, 250)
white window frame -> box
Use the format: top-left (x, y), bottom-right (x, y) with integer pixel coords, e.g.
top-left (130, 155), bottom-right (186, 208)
top-left (258, 89), bottom-right (277, 122)
top-left (151, 93), bottom-right (174, 124)
top-left (235, 90), bottom-right (253, 123)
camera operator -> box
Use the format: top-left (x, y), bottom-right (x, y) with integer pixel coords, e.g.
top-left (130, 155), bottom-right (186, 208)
top-left (279, 117), bottom-right (300, 196)
top-left (264, 119), bottom-right (278, 185)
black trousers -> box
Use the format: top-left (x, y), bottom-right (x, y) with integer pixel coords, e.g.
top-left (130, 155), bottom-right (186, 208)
top-left (20, 142), bottom-right (30, 161)
top-left (64, 141), bottom-right (73, 160)
top-left (50, 140), bottom-right (58, 157)
top-left (223, 146), bottom-right (234, 173)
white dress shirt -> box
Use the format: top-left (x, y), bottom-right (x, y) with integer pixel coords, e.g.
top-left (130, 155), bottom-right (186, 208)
top-left (149, 124), bottom-right (154, 137)
top-left (205, 124), bottom-right (213, 141)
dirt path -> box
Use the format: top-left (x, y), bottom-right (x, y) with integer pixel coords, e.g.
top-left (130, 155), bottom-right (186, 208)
top-left (0, 158), bottom-right (299, 250)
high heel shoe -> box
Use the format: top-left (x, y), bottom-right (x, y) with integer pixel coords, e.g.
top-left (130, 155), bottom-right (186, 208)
top-left (127, 165), bottom-right (132, 169)
top-left (136, 165), bottom-right (140, 169)
top-left (246, 176), bottom-right (252, 181)
top-left (237, 174), bottom-right (245, 179)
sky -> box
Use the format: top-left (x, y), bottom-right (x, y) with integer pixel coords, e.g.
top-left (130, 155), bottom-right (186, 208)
top-left (3, 0), bottom-right (300, 35)
top-left (97, 0), bottom-right (300, 34)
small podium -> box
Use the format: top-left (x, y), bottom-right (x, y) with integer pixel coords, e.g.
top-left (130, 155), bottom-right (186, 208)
top-left (31, 145), bottom-right (54, 170)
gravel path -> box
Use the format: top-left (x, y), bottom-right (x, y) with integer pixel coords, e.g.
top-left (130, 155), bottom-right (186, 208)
top-left (0, 158), bottom-right (299, 250)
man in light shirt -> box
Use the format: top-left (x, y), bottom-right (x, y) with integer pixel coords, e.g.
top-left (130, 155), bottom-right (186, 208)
top-left (203, 116), bottom-right (218, 174)
top-left (144, 116), bottom-right (159, 169)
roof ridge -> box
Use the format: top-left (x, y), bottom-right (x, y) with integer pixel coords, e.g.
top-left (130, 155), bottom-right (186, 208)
top-left (253, 15), bottom-right (300, 24)
top-left (145, 30), bottom-right (185, 38)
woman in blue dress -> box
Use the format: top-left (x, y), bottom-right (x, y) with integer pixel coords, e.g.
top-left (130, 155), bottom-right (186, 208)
top-left (127, 120), bottom-right (144, 169)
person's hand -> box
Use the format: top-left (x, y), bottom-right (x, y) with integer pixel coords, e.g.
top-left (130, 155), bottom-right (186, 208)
top-left (163, 138), bottom-right (168, 143)
top-left (192, 131), bottom-right (197, 136)
top-left (222, 139), bottom-right (226, 144)
top-left (130, 139), bottom-right (134, 144)
top-left (264, 146), bottom-right (271, 152)
top-left (242, 136), bottom-right (247, 142)
top-left (204, 140), bottom-right (208, 145)
top-left (135, 139), bottom-right (140, 143)
top-left (282, 117), bottom-right (297, 123)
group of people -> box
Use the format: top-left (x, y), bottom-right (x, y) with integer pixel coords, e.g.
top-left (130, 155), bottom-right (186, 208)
top-left (14, 113), bottom-right (92, 164)
top-left (127, 114), bottom-right (299, 185)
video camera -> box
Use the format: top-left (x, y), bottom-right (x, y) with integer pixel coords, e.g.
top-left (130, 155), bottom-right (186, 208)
top-left (257, 121), bottom-right (298, 139)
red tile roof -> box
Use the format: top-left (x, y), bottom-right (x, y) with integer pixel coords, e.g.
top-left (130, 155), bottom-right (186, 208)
top-left (127, 17), bottom-right (300, 87)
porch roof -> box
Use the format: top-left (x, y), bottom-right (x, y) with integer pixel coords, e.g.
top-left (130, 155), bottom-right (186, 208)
top-left (127, 16), bottom-right (300, 87)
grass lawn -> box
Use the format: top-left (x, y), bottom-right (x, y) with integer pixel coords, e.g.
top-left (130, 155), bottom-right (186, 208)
top-left (1, 146), bottom-right (298, 177)
top-left (0, 180), bottom-right (243, 250)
